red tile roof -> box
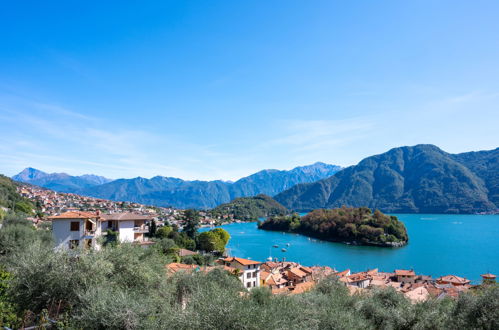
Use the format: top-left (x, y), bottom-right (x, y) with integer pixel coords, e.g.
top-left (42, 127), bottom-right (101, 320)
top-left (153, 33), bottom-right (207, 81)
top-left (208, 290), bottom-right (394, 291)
top-left (437, 275), bottom-right (470, 285)
top-left (300, 266), bottom-right (313, 274)
top-left (288, 267), bottom-right (308, 278)
top-left (395, 269), bottom-right (416, 276)
top-left (290, 281), bottom-right (315, 295)
top-left (346, 273), bottom-right (370, 283)
top-left (165, 263), bottom-right (199, 274)
top-left (335, 269), bottom-right (351, 277)
top-left (481, 273), bottom-right (496, 279)
top-left (101, 213), bottom-right (153, 221)
top-left (48, 211), bottom-right (97, 219)
top-left (223, 257), bottom-right (261, 266)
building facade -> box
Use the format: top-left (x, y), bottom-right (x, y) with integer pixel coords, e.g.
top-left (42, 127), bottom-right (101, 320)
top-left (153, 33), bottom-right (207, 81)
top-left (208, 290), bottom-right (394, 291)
top-left (221, 257), bottom-right (261, 289)
top-left (49, 211), bottom-right (152, 250)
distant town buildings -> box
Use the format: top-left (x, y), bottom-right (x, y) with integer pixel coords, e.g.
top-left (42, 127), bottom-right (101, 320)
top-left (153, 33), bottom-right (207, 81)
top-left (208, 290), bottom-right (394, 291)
top-left (17, 184), bottom-right (182, 225)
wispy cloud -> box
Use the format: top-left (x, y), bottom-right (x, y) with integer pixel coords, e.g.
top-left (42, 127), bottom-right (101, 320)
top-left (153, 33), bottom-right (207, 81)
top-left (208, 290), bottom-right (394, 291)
top-left (267, 118), bottom-right (375, 152)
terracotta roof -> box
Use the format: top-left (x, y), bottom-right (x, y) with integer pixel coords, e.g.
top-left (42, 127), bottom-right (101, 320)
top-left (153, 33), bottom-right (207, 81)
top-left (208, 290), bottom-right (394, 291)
top-left (335, 269), bottom-right (351, 277)
top-left (101, 213), bottom-right (153, 221)
top-left (346, 273), bottom-right (370, 283)
top-left (266, 273), bottom-right (287, 286)
top-left (260, 271), bottom-right (271, 280)
top-left (48, 211), bottom-right (97, 219)
top-left (264, 261), bottom-right (279, 268)
top-left (165, 263), bottom-right (199, 274)
top-left (288, 267), bottom-right (308, 278)
top-left (437, 275), bottom-right (470, 285)
top-left (290, 281), bottom-right (315, 294)
top-left (300, 266), bottom-right (313, 274)
top-left (395, 269), bottom-right (416, 276)
top-left (223, 257), bottom-right (261, 266)
top-left (481, 273), bottom-right (496, 279)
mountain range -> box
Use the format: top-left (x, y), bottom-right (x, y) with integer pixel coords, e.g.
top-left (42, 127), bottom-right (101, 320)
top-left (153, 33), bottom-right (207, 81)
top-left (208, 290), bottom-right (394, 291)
top-left (12, 168), bottom-right (112, 192)
top-left (275, 144), bottom-right (499, 214)
top-left (12, 163), bottom-right (342, 209)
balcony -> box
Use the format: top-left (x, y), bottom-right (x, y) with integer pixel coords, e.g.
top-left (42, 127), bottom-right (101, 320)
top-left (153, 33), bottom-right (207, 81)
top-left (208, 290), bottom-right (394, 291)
top-left (133, 225), bottom-right (149, 233)
top-left (84, 229), bottom-right (96, 238)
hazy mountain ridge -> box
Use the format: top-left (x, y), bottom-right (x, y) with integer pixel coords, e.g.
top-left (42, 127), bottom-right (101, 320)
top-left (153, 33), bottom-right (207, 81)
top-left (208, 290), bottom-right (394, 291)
top-left (12, 163), bottom-right (342, 209)
top-left (275, 145), bottom-right (499, 214)
top-left (12, 168), bottom-right (112, 192)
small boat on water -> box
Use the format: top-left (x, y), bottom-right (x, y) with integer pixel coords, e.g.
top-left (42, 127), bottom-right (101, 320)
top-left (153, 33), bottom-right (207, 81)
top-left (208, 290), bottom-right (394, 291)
top-left (273, 244), bottom-right (279, 248)
top-left (266, 256), bottom-right (273, 261)
top-left (281, 248), bottom-right (287, 252)
top-left (286, 243), bottom-right (290, 247)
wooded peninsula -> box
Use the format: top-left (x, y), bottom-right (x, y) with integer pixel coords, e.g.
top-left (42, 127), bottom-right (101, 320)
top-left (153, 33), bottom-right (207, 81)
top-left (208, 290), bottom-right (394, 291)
top-left (258, 207), bottom-right (409, 247)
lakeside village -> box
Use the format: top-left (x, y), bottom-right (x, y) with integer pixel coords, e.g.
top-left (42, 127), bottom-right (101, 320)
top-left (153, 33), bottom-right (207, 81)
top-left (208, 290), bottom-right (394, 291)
top-left (16, 184), bottom-right (497, 303)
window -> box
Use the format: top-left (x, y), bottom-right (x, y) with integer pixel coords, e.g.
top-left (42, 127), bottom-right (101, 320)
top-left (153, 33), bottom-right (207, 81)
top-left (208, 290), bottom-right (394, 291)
top-left (247, 273), bottom-right (251, 279)
top-left (246, 282), bottom-right (251, 288)
top-left (70, 221), bottom-right (80, 231)
top-left (253, 271), bottom-right (258, 278)
top-left (69, 240), bottom-right (79, 249)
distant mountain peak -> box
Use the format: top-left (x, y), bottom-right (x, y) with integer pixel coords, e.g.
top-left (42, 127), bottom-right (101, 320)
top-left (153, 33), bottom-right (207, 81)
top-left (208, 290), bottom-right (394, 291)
top-left (13, 167), bottom-right (48, 181)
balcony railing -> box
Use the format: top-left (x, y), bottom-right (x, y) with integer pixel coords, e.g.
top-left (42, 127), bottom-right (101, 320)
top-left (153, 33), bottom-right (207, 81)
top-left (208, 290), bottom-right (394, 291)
top-left (84, 230), bottom-right (96, 237)
top-left (133, 226), bottom-right (149, 233)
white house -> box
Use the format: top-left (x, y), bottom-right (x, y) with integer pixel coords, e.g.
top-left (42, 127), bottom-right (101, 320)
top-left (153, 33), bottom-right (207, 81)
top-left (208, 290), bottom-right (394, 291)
top-left (100, 212), bottom-right (151, 243)
top-left (48, 211), bottom-right (152, 250)
top-left (221, 257), bottom-right (261, 289)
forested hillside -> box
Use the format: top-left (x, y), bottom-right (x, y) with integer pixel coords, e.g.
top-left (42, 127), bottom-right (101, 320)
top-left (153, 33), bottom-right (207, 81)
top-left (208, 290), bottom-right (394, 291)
top-left (210, 194), bottom-right (289, 221)
top-left (276, 145), bottom-right (499, 214)
top-left (0, 175), bottom-right (34, 216)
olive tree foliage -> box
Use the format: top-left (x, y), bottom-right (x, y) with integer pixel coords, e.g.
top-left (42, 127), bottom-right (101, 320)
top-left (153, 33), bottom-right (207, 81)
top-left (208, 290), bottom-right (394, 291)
top-left (0, 213), bottom-right (52, 259)
top-left (1, 213), bottom-right (498, 329)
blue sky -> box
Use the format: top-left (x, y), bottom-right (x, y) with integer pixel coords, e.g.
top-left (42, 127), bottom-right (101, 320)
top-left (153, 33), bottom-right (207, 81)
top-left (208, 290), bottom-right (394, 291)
top-left (1, 1), bottom-right (498, 180)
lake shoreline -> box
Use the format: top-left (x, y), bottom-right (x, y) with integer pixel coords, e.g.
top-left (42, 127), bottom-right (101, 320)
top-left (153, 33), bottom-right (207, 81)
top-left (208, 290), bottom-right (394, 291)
top-left (203, 214), bottom-right (499, 283)
top-left (258, 226), bottom-right (408, 248)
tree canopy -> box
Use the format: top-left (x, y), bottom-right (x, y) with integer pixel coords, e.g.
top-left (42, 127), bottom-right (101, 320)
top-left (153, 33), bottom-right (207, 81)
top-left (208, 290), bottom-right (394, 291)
top-left (210, 194), bottom-right (289, 222)
top-left (197, 228), bottom-right (230, 253)
top-left (259, 207), bottom-right (408, 247)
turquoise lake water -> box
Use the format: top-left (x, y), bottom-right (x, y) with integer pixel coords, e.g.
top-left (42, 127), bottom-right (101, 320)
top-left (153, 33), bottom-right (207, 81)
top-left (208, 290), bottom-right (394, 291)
top-left (202, 214), bottom-right (499, 283)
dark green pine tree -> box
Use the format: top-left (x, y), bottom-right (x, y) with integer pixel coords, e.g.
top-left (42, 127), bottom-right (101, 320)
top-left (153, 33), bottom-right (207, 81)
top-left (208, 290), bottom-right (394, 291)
top-left (149, 219), bottom-right (157, 237)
